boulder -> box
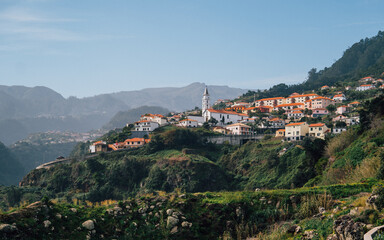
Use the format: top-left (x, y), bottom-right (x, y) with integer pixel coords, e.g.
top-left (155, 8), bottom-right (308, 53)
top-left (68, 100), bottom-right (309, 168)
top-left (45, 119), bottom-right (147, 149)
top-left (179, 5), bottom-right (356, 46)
top-left (43, 220), bottom-right (51, 228)
top-left (82, 220), bottom-right (95, 230)
top-left (166, 209), bottom-right (174, 216)
top-left (366, 194), bottom-right (378, 210)
top-left (0, 224), bottom-right (17, 233)
top-left (170, 226), bottom-right (178, 234)
top-left (181, 221), bottom-right (192, 228)
top-left (167, 216), bottom-right (179, 228)
top-left (287, 225), bottom-right (301, 235)
top-left (303, 230), bottom-right (318, 239)
top-left (333, 215), bottom-right (364, 240)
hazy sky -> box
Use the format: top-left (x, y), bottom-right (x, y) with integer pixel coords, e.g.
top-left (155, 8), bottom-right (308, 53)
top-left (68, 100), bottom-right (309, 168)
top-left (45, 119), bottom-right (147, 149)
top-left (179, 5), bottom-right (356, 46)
top-left (1, 0), bottom-right (384, 98)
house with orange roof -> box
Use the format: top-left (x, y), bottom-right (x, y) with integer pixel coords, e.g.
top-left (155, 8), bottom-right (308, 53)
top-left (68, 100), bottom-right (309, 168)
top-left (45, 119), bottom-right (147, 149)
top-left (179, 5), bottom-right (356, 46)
top-left (89, 141), bottom-right (108, 153)
top-left (287, 110), bottom-right (304, 120)
top-left (225, 123), bottom-right (252, 135)
top-left (254, 97), bottom-right (285, 107)
top-left (285, 93), bottom-right (319, 104)
top-left (212, 126), bottom-right (231, 135)
top-left (134, 120), bottom-right (160, 131)
top-left (356, 84), bottom-right (375, 91)
top-left (242, 106), bottom-right (272, 114)
top-left (140, 113), bottom-right (168, 126)
top-left (240, 117), bottom-right (258, 124)
top-left (380, 84), bottom-right (384, 89)
top-left (124, 138), bottom-right (149, 148)
top-left (178, 119), bottom-right (198, 128)
top-left (307, 97), bottom-right (335, 109)
top-left (348, 101), bottom-right (360, 108)
top-left (336, 105), bottom-right (350, 115)
top-left (320, 85), bottom-right (330, 90)
top-left (333, 93), bottom-right (346, 102)
top-left (309, 123), bottom-right (329, 140)
top-left (284, 122), bottom-right (309, 141)
top-left (226, 105), bottom-right (247, 112)
top-left (275, 129), bottom-right (285, 137)
top-left (311, 108), bottom-right (329, 118)
top-left (268, 117), bottom-right (285, 128)
top-left (273, 103), bottom-right (304, 111)
top-left (359, 76), bottom-right (375, 82)
top-left (203, 109), bottom-right (247, 125)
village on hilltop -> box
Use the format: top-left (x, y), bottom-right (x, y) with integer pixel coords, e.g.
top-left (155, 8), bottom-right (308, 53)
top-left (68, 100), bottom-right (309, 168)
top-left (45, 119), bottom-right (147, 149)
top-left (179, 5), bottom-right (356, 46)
top-left (90, 76), bottom-right (384, 153)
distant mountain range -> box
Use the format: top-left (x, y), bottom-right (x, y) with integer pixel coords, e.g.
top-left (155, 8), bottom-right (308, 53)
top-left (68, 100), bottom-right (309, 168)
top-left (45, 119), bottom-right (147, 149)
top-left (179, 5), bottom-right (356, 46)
top-left (0, 83), bottom-right (247, 145)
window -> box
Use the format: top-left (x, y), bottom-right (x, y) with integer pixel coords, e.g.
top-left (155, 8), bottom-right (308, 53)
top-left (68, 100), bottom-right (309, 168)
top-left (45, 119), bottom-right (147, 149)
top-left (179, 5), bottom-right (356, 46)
top-left (296, 131), bottom-right (299, 135)
top-left (319, 127), bottom-right (322, 130)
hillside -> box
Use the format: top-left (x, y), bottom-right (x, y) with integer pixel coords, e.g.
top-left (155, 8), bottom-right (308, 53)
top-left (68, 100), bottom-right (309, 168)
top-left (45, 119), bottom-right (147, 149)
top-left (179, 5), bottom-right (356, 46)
top-left (239, 31), bottom-right (384, 101)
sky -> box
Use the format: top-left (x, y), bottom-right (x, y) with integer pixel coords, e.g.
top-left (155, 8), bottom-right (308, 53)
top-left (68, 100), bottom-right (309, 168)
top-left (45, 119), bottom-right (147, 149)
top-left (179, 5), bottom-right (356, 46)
top-left (1, 0), bottom-right (384, 98)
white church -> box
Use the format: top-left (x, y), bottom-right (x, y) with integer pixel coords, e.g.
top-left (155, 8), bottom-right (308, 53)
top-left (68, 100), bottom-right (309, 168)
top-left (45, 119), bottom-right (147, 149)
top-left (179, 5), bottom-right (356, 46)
top-left (201, 86), bottom-right (247, 125)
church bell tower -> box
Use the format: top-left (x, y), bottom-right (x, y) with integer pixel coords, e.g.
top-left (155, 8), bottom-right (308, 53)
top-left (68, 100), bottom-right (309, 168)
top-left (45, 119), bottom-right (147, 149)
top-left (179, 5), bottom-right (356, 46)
top-left (202, 86), bottom-right (210, 120)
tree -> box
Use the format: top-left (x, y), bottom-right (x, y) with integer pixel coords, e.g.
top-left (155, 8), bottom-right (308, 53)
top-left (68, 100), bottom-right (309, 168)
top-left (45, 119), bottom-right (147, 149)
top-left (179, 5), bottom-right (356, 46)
top-left (326, 104), bottom-right (336, 113)
top-left (208, 117), bottom-right (218, 126)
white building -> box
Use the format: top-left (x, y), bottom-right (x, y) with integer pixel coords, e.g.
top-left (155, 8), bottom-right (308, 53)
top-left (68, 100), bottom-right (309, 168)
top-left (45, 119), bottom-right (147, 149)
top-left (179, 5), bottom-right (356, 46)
top-left (134, 120), bottom-right (159, 131)
top-left (225, 123), bottom-right (252, 135)
top-left (178, 119), bottom-right (198, 128)
top-left (202, 86), bottom-right (210, 119)
top-left (203, 109), bottom-right (247, 125)
top-left (333, 94), bottom-right (346, 102)
top-left (356, 84), bottom-right (375, 91)
top-left (140, 114), bottom-right (168, 126)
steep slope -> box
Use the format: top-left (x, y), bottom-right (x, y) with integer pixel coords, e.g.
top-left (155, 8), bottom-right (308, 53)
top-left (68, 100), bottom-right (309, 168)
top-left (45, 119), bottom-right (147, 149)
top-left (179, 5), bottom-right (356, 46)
top-left (239, 31), bottom-right (384, 100)
top-left (0, 142), bottom-right (24, 185)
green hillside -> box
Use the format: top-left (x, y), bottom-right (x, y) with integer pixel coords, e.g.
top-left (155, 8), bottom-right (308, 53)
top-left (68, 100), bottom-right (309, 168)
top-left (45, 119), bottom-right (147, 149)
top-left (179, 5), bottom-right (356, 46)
top-left (240, 31), bottom-right (384, 101)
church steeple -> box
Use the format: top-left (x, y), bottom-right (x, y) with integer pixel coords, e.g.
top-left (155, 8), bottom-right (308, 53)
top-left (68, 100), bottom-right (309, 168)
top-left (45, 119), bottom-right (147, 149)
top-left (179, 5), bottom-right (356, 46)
top-left (202, 86), bottom-right (210, 116)
top-left (203, 86), bottom-right (209, 96)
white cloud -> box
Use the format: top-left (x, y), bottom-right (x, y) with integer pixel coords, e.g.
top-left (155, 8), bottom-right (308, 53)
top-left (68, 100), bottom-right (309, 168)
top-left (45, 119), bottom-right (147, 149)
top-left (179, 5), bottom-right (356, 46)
top-left (6, 26), bottom-right (87, 41)
top-left (0, 7), bottom-right (78, 23)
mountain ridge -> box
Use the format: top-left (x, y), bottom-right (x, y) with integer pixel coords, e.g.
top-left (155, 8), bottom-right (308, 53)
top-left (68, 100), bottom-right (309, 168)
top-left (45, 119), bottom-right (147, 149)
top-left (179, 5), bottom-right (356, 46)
top-left (0, 83), bottom-right (248, 145)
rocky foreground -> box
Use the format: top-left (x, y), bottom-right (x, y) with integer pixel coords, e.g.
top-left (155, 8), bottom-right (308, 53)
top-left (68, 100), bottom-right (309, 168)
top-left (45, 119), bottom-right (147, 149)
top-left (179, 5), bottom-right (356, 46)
top-left (0, 182), bottom-right (383, 239)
